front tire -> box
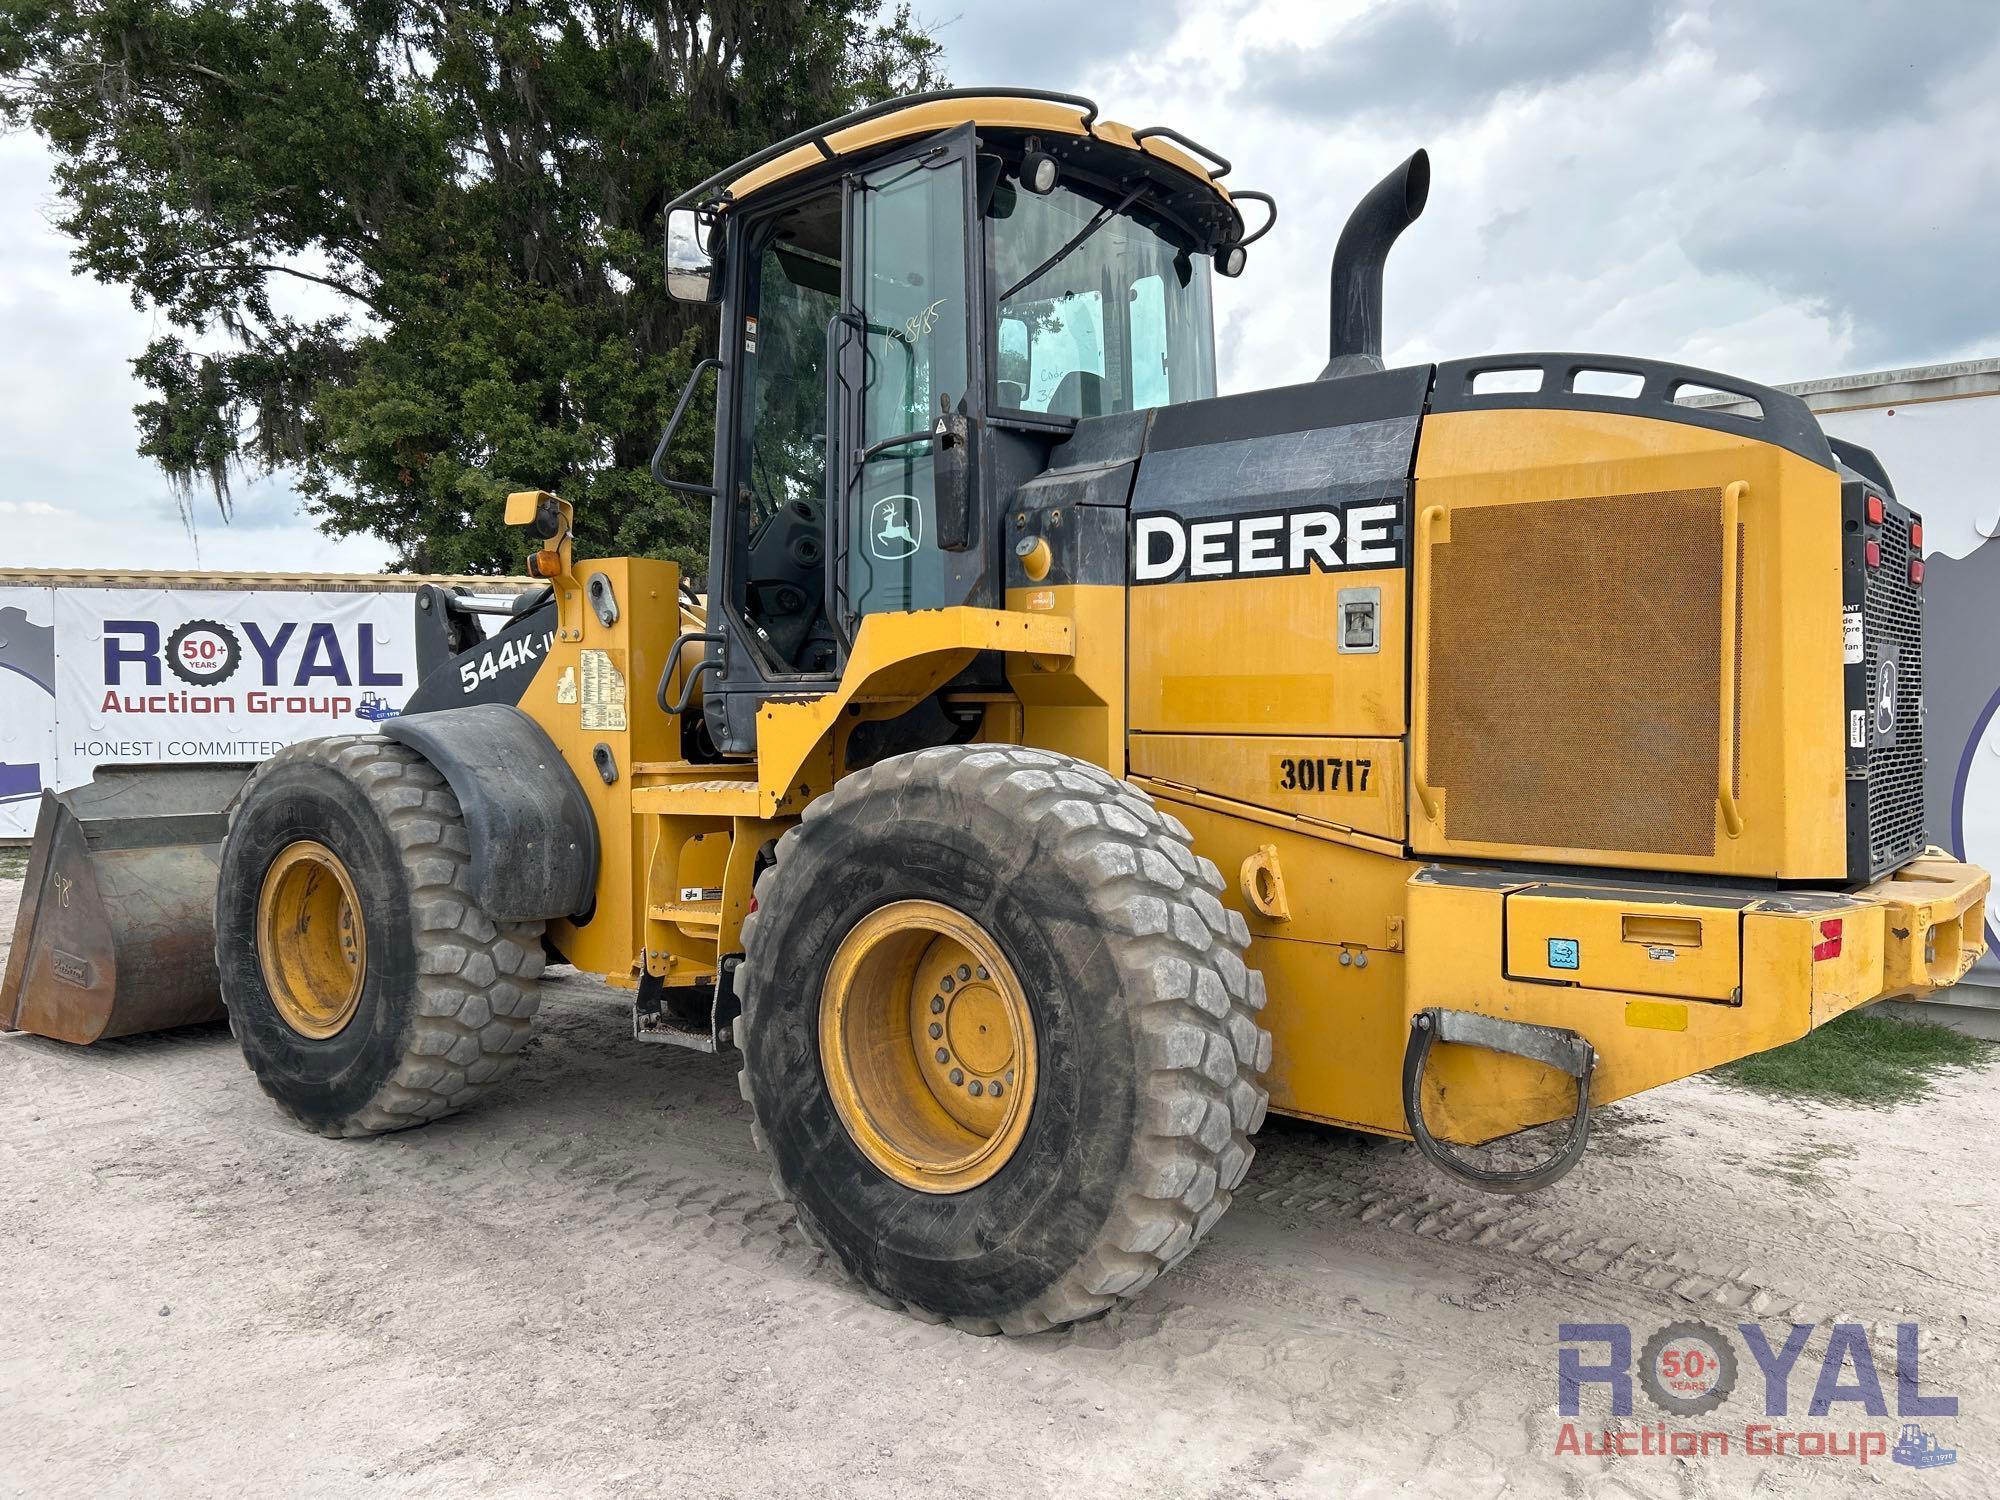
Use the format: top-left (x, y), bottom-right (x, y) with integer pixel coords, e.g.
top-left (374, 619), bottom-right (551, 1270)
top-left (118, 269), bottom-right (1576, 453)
top-left (215, 736), bottom-right (545, 1137)
top-left (737, 745), bottom-right (1270, 1334)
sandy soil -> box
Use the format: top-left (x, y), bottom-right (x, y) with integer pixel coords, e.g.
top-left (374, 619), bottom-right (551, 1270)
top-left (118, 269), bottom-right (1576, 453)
top-left (2, 870), bottom-right (1994, 1498)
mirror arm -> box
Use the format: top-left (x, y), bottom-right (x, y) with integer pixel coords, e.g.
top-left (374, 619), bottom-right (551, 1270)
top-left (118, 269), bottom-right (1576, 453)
top-left (648, 357), bottom-right (722, 497)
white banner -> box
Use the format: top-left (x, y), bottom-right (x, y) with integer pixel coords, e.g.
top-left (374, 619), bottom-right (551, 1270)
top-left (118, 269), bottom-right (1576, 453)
top-left (0, 587), bottom-right (57, 838)
top-left (50, 588), bottom-right (418, 793)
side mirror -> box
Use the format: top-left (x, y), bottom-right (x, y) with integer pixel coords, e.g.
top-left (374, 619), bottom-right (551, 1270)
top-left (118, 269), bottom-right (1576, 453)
top-left (933, 397), bottom-right (974, 552)
top-left (666, 208), bottom-right (718, 303)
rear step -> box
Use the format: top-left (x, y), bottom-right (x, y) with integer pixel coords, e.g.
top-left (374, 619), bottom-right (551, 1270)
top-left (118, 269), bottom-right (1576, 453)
top-left (633, 956), bottom-right (740, 1053)
top-left (2, 764), bottom-right (254, 1044)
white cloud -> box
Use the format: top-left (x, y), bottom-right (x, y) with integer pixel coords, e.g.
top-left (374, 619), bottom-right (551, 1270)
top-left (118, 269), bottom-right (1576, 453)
top-left (971, 0), bottom-right (2000, 392)
top-left (8, 2), bottom-right (1996, 579)
top-left (0, 132), bottom-right (390, 575)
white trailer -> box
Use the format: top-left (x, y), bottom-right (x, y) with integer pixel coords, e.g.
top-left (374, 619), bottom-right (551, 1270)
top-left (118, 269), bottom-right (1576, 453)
top-left (1709, 359), bottom-right (2000, 1026)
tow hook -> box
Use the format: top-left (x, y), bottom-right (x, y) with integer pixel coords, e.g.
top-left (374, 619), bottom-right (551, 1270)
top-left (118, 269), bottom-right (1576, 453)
top-left (1401, 1008), bottom-right (1597, 1194)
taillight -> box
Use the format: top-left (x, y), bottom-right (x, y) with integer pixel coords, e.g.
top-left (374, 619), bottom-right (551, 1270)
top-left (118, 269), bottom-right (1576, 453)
top-left (1911, 560), bottom-right (1925, 585)
top-left (1813, 919), bottom-right (1844, 961)
top-left (1865, 540), bottom-right (1881, 568)
top-left (1911, 521), bottom-right (1924, 553)
top-left (1866, 494), bottom-right (1885, 525)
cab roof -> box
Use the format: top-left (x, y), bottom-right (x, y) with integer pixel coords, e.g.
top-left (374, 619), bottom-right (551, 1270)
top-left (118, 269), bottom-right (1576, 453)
top-left (667, 88), bottom-right (1272, 252)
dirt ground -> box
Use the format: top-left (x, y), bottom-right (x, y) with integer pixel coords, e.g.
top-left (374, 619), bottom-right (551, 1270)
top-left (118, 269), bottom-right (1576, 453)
top-left (2, 871), bottom-right (1993, 1498)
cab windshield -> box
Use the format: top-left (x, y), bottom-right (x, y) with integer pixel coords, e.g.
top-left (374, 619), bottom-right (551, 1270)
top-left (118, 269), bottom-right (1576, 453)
top-left (988, 180), bottom-right (1217, 420)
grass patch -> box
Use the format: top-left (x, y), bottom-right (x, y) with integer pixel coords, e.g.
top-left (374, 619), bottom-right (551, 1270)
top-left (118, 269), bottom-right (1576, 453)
top-left (0, 846), bottom-right (26, 880)
top-left (1711, 1007), bottom-right (1995, 1106)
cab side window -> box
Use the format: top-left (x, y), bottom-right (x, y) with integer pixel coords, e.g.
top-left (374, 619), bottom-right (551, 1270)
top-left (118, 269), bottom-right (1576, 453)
top-left (845, 151), bottom-right (972, 621)
top-left (733, 193), bottom-right (841, 674)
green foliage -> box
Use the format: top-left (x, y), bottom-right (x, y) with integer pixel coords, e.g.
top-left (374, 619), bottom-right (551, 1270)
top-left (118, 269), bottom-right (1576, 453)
top-left (1711, 1006), bottom-right (1994, 1106)
top-left (0, 1), bottom-right (942, 573)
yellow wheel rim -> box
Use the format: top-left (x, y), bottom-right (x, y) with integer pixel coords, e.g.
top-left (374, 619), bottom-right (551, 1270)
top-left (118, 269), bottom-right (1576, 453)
top-left (818, 900), bottom-right (1037, 1194)
top-left (257, 840), bottom-right (367, 1039)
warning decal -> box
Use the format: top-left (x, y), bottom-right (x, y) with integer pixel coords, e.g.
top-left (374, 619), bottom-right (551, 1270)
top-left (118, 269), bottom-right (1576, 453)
top-left (579, 649), bottom-right (627, 731)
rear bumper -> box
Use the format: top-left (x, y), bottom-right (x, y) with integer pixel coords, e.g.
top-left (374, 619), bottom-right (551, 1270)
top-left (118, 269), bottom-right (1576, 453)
top-left (1849, 851), bottom-right (1990, 1001)
top-left (1402, 852), bottom-right (1990, 1143)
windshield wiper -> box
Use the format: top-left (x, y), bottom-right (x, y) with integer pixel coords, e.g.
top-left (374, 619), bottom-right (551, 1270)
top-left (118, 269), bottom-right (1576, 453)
top-left (999, 182), bottom-right (1147, 302)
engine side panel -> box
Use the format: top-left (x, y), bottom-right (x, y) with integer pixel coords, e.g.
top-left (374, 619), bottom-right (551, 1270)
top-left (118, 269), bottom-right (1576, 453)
top-left (1126, 367), bottom-right (1427, 749)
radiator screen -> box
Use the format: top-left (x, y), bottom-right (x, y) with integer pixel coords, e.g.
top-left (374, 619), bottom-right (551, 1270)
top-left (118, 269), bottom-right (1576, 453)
top-left (1424, 488), bottom-right (1726, 856)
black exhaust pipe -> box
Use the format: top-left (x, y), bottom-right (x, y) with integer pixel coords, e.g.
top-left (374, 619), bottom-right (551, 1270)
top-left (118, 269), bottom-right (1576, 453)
top-left (1322, 149), bottom-right (1430, 379)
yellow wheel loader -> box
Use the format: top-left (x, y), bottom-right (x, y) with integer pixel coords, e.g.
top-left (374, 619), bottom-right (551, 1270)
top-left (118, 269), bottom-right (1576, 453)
top-left (4, 89), bottom-right (1988, 1332)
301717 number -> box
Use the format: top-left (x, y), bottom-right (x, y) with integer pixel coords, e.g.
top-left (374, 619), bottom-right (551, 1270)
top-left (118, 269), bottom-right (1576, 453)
top-left (1275, 756), bottom-right (1372, 794)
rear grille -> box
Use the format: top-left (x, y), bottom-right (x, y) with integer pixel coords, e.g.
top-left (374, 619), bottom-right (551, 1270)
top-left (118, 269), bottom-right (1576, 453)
top-left (1863, 509), bottom-right (1925, 872)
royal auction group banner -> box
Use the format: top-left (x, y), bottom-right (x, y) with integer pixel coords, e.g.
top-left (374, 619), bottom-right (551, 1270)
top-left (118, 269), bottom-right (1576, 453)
top-left (0, 584), bottom-right (420, 838)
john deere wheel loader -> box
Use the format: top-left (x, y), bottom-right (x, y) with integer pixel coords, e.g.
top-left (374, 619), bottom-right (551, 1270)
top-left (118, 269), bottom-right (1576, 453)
top-left (5, 89), bottom-right (1987, 1333)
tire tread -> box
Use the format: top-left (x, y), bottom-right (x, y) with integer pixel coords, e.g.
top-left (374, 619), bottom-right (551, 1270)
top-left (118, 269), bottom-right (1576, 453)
top-left (736, 744), bottom-right (1269, 1335)
top-left (221, 735), bottom-right (545, 1138)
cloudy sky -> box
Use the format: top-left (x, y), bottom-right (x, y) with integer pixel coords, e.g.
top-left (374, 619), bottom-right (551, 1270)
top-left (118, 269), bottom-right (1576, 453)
top-left (6, 0), bottom-right (1999, 573)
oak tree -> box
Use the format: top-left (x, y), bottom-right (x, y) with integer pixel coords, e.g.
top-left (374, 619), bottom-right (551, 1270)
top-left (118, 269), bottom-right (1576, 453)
top-left (0, 1), bottom-right (941, 572)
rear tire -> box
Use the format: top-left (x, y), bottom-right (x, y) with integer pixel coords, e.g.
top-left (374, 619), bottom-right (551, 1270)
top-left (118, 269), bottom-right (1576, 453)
top-left (215, 735), bottom-right (545, 1137)
top-left (737, 745), bottom-right (1270, 1334)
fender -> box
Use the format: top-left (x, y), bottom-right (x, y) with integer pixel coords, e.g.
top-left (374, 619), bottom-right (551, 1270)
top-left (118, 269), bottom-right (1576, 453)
top-left (381, 703), bottom-right (598, 922)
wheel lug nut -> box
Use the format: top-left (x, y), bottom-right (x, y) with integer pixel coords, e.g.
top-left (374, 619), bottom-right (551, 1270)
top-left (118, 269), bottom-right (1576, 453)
top-left (957, 964), bottom-right (971, 981)
top-left (928, 1022), bottom-right (942, 1040)
top-left (949, 1068), bottom-right (964, 1085)
top-left (968, 1080), bottom-right (983, 1097)
top-left (976, 967), bottom-right (988, 981)
top-left (930, 995), bottom-right (944, 1013)
top-left (941, 976), bottom-right (954, 993)
top-left (935, 1048), bottom-right (948, 1064)
top-left (990, 1081), bottom-right (1004, 1098)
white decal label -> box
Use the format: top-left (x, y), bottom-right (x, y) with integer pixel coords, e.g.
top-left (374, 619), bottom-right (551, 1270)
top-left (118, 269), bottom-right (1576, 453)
top-left (869, 494), bottom-right (923, 560)
top-left (1843, 606), bottom-right (1864, 665)
top-left (580, 649), bottom-right (627, 731)
top-left (1850, 709), bottom-right (1867, 749)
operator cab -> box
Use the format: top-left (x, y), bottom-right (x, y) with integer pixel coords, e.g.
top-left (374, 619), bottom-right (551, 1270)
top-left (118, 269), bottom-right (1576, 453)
top-left (659, 90), bottom-right (1267, 755)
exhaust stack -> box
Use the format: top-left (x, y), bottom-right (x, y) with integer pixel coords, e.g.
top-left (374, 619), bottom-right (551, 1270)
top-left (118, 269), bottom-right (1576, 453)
top-left (1322, 149), bottom-right (1430, 379)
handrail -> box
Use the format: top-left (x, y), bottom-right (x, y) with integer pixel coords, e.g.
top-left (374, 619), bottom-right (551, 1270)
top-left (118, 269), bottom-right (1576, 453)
top-left (1129, 124), bottom-right (1232, 180)
top-left (1410, 504), bottom-right (1446, 825)
top-left (648, 357), bottom-right (722, 497)
top-left (657, 629), bottom-right (724, 717)
top-left (1230, 189), bottom-right (1278, 246)
top-left (1717, 481), bottom-right (1747, 839)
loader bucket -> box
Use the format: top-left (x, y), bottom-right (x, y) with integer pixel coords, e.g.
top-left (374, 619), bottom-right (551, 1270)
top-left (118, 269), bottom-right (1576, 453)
top-left (1, 764), bottom-right (255, 1045)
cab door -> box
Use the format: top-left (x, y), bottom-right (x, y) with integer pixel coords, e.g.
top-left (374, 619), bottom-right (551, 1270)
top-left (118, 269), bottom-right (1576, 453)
top-left (833, 128), bottom-right (987, 640)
